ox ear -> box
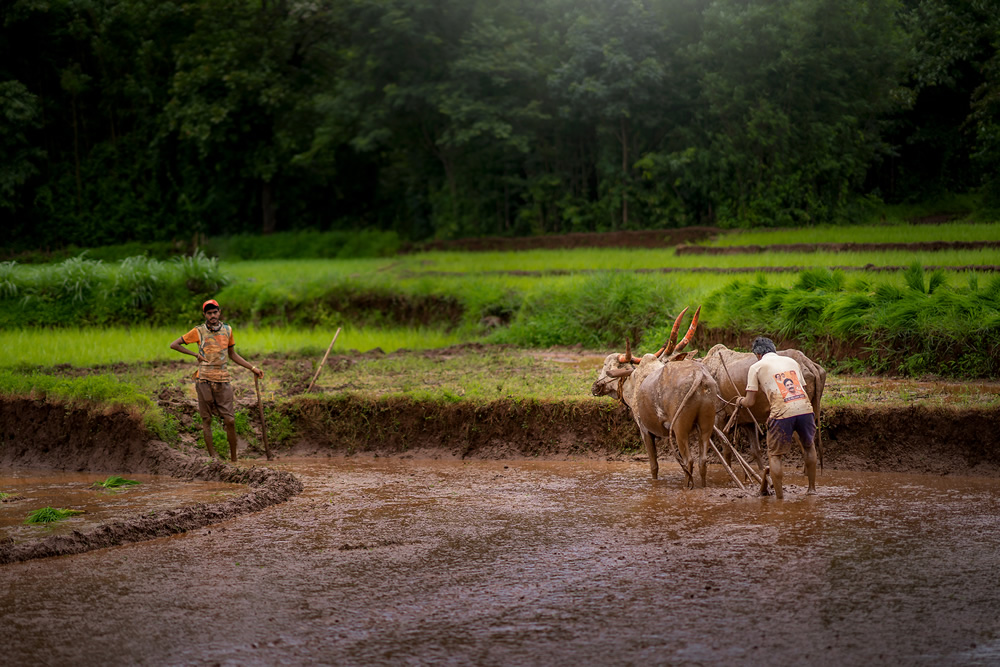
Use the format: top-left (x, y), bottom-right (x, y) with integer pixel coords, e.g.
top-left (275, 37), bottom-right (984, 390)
top-left (668, 349), bottom-right (699, 362)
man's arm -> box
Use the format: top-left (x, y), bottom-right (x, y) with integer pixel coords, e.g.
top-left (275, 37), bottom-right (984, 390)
top-left (737, 390), bottom-right (758, 409)
top-left (229, 346), bottom-right (263, 378)
top-left (170, 336), bottom-right (206, 362)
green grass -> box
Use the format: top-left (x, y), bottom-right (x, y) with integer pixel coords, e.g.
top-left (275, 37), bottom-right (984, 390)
top-left (25, 507), bottom-right (85, 524)
top-left (391, 247), bottom-right (1000, 273)
top-left (0, 492), bottom-right (10, 501)
top-left (92, 475), bottom-right (141, 489)
top-left (707, 221), bottom-right (1000, 247)
top-left (313, 346), bottom-right (600, 402)
top-left (0, 370), bottom-right (176, 439)
top-left (704, 267), bottom-right (1000, 377)
top-left (0, 325), bottom-right (468, 368)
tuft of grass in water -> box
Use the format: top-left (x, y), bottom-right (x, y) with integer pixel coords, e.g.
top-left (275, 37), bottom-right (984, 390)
top-left (25, 507), bottom-right (85, 524)
top-left (0, 492), bottom-right (10, 500)
top-left (92, 475), bottom-right (141, 489)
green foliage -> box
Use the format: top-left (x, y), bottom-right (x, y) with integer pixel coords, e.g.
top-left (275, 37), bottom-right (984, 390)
top-left (0, 369), bottom-right (177, 436)
top-left (0, 252), bottom-right (228, 327)
top-left (265, 409), bottom-right (295, 446)
top-left (92, 476), bottom-right (141, 489)
top-left (25, 507), bottom-right (85, 524)
top-left (490, 272), bottom-right (680, 349)
top-left (705, 267), bottom-right (1000, 378)
top-left (2, 0), bottom-right (997, 247)
top-left (204, 230), bottom-right (401, 261)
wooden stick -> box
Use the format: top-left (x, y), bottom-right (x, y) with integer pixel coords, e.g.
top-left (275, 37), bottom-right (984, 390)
top-left (305, 327), bottom-right (341, 393)
top-left (254, 375), bottom-right (273, 461)
top-left (709, 438), bottom-right (745, 490)
top-left (713, 426), bottom-right (763, 486)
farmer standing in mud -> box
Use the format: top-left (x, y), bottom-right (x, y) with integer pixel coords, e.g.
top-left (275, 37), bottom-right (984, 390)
top-left (170, 299), bottom-right (263, 461)
top-left (735, 336), bottom-right (817, 499)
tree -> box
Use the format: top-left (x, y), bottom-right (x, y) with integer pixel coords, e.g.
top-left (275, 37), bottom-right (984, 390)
top-left (166, 0), bottom-right (341, 235)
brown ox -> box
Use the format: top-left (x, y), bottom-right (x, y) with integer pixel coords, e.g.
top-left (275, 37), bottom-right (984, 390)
top-left (591, 308), bottom-right (721, 487)
top-left (701, 344), bottom-right (826, 472)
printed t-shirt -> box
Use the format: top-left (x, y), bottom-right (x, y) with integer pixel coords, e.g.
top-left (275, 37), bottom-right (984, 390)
top-left (182, 322), bottom-right (234, 382)
top-left (746, 352), bottom-right (813, 420)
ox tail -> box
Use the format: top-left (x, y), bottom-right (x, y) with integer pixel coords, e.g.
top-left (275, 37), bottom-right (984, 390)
top-left (666, 367), bottom-right (713, 437)
top-left (667, 373), bottom-right (700, 432)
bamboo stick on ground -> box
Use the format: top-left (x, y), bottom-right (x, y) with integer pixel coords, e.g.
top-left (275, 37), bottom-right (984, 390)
top-left (709, 438), bottom-right (746, 490)
top-left (713, 426), bottom-right (764, 486)
top-left (306, 327), bottom-right (342, 393)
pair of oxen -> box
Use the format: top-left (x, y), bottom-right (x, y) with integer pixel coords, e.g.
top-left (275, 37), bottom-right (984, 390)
top-left (591, 307), bottom-right (825, 494)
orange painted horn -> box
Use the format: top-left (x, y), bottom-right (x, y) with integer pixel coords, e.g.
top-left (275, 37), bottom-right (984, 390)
top-left (655, 307), bottom-right (689, 357)
top-left (617, 336), bottom-right (641, 364)
top-left (672, 305), bottom-right (701, 354)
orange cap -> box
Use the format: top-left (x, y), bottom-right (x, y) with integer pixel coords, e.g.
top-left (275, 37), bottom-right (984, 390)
top-left (202, 299), bottom-right (220, 312)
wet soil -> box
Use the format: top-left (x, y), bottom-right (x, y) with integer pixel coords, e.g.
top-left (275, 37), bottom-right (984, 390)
top-left (1, 342), bottom-right (999, 663)
top-left (1, 346), bottom-right (998, 567)
top-left (2, 457), bottom-right (998, 665)
top-left (0, 398), bottom-right (301, 564)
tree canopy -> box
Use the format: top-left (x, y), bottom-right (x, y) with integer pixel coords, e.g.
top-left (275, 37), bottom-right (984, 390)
top-left (1, 0), bottom-right (997, 250)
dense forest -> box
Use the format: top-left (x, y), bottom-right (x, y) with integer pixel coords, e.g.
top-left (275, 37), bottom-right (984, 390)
top-left (1, 0), bottom-right (998, 250)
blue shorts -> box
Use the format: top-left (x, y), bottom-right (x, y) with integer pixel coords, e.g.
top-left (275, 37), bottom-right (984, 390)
top-left (766, 413), bottom-right (816, 456)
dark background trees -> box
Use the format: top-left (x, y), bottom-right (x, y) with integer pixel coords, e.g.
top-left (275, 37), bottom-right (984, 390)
top-left (1, 0), bottom-right (996, 251)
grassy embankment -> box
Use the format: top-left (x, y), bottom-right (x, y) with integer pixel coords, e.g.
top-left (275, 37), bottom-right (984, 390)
top-left (2, 221), bottom-right (999, 375)
top-left (1, 221), bottom-right (998, 457)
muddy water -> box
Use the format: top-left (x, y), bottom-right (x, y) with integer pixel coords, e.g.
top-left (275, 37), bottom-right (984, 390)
top-left (0, 469), bottom-right (245, 543)
top-left (2, 458), bottom-right (999, 666)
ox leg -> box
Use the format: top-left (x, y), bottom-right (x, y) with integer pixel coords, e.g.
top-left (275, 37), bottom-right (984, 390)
top-left (698, 425), bottom-right (710, 489)
top-left (641, 430), bottom-right (658, 480)
top-left (673, 424), bottom-right (695, 489)
top-left (723, 423), bottom-right (735, 473)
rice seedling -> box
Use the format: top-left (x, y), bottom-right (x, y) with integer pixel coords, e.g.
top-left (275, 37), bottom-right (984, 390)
top-left (25, 507), bottom-right (85, 524)
top-left (92, 475), bottom-right (141, 489)
top-left (0, 492), bottom-right (10, 500)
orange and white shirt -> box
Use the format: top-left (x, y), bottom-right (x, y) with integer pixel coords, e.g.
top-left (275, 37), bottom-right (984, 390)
top-left (182, 322), bottom-right (234, 382)
top-left (746, 352), bottom-right (813, 420)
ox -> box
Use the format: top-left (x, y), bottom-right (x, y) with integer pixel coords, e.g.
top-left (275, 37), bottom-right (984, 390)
top-left (702, 344), bottom-right (826, 474)
top-left (591, 308), bottom-right (721, 487)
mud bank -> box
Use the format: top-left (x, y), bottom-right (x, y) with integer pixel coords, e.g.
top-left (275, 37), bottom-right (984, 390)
top-left (283, 395), bottom-right (1000, 476)
top-left (3, 391), bottom-right (998, 564)
top-left (0, 398), bottom-right (302, 565)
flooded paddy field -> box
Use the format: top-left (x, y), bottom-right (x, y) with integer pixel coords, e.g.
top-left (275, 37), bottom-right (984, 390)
top-left (0, 469), bottom-right (245, 544)
top-left (3, 457), bottom-right (999, 666)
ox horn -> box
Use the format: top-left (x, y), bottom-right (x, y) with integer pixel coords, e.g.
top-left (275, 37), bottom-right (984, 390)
top-left (671, 305), bottom-right (701, 354)
top-left (655, 306), bottom-right (690, 358)
top-left (617, 336), bottom-right (642, 365)
top-left (607, 367), bottom-right (634, 378)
